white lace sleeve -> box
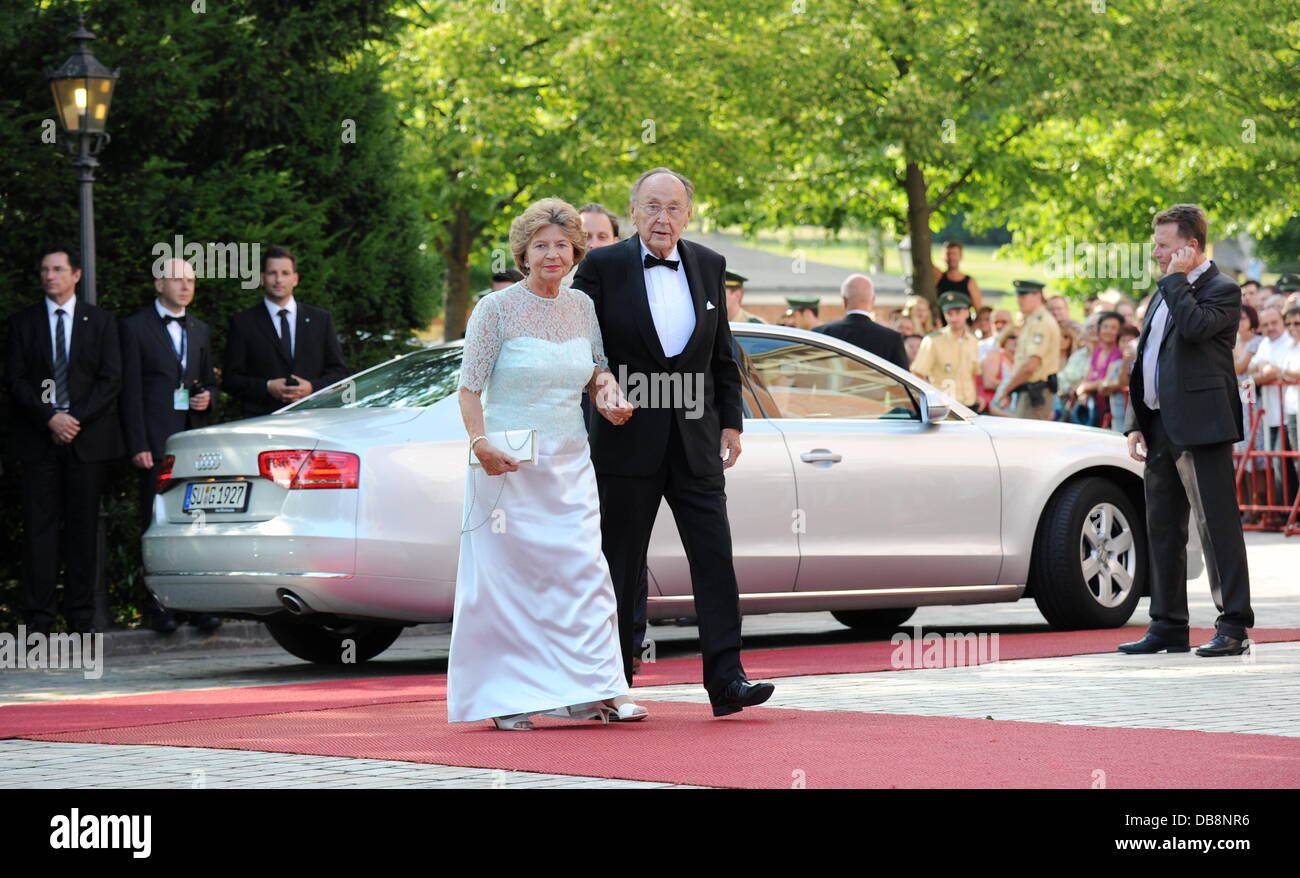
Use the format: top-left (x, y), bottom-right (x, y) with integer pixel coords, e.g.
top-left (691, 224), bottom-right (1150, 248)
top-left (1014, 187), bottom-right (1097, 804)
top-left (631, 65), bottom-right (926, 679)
top-left (458, 295), bottom-right (502, 392)
top-left (582, 292), bottom-right (609, 372)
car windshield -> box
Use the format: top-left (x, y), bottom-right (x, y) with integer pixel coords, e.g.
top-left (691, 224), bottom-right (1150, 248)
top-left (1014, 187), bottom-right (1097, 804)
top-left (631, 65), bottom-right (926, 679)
top-left (287, 345), bottom-right (463, 410)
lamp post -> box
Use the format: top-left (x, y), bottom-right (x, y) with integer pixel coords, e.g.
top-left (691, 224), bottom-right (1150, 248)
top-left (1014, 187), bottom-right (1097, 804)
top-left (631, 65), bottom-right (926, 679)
top-left (47, 15), bottom-right (118, 305)
top-left (897, 235), bottom-right (913, 294)
top-left (47, 16), bottom-right (119, 631)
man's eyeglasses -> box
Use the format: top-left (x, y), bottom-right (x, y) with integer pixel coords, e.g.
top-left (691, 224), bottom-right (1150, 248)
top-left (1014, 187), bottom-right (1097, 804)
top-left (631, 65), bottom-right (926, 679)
top-left (639, 203), bottom-right (686, 218)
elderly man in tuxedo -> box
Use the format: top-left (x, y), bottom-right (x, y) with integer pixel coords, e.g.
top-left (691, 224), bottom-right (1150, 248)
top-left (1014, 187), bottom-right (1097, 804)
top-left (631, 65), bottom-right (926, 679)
top-left (223, 246), bottom-right (350, 419)
top-left (119, 257), bottom-right (222, 633)
top-left (4, 244), bottom-right (123, 634)
top-left (1120, 203), bottom-right (1253, 658)
top-left (573, 167), bottom-right (775, 717)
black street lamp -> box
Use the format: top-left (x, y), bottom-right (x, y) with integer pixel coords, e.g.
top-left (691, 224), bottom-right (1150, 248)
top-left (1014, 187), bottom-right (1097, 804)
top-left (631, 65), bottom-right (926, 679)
top-left (47, 15), bottom-right (118, 305)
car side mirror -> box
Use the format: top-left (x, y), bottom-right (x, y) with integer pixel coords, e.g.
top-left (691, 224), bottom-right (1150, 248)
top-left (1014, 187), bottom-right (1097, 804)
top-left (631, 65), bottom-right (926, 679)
top-left (919, 390), bottom-right (950, 425)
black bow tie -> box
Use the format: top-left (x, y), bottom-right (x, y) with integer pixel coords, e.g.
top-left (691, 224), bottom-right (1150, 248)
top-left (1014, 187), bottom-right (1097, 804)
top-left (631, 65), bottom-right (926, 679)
top-left (161, 314), bottom-right (188, 327)
top-left (644, 253), bottom-right (680, 271)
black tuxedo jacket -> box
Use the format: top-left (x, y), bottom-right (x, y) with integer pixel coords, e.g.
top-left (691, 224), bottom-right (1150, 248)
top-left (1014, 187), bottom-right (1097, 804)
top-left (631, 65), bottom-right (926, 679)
top-left (812, 313), bottom-right (910, 370)
top-left (118, 306), bottom-right (220, 458)
top-left (573, 235), bottom-right (744, 478)
top-left (223, 300), bottom-right (350, 418)
top-left (4, 299), bottom-right (124, 463)
top-left (1124, 262), bottom-right (1243, 447)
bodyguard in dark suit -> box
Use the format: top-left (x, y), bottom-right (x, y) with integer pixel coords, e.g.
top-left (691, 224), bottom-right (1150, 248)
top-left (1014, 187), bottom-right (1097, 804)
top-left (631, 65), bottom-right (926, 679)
top-left (223, 246), bottom-right (349, 418)
top-left (119, 257), bottom-right (222, 632)
top-left (813, 274), bottom-right (910, 369)
top-left (573, 167), bottom-right (775, 717)
top-left (1120, 204), bottom-right (1253, 657)
top-left (4, 245), bottom-right (123, 634)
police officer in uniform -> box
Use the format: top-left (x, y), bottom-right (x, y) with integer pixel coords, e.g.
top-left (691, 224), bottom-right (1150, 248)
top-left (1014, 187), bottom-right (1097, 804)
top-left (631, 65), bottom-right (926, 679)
top-left (998, 279), bottom-right (1060, 419)
top-left (910, 291), bottom-right (981, 408)
top-left (725, 271), bottom-right (766, 324)
top-left (783, 295), bottom-right (820, 330)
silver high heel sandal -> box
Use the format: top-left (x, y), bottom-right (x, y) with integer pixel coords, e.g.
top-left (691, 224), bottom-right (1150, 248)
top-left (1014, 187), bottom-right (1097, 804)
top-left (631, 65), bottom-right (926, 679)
top-left (492, 713), bottom-right (536, 731)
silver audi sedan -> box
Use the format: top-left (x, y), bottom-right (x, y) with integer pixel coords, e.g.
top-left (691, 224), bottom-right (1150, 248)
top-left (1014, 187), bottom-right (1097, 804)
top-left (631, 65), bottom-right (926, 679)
top-left (144, 324), bottom-right (1199, 663)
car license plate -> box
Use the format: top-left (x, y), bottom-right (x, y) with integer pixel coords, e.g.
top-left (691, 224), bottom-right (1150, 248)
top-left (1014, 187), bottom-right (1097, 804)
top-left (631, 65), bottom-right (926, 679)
top-left (184, 481), bottom-right (250, 513)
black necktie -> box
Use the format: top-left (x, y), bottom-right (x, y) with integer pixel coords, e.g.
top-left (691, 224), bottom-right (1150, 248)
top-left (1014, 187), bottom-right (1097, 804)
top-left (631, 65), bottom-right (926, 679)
top-left (278, 309), bottom-right (293, 362)
top-left (53, 309), bottom-right (70, 412)
top-left (644, 254), bottom-right (680, 271)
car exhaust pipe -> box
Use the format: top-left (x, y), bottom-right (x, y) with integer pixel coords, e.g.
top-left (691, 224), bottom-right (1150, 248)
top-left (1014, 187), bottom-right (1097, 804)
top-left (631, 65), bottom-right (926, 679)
top-left (278, 590), bottom-right (311, 616)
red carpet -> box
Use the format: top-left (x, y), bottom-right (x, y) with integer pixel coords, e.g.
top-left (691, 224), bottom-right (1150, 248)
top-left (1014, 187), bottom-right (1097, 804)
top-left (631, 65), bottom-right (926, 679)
top-left (3, 627), bottom-right (1297, 740)
top-left (27, 699), bottom-right (1300, 788)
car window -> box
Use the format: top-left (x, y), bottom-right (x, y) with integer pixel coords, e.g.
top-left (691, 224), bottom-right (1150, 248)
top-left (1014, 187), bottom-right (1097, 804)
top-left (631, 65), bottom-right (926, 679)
top-left (736, 336), bottom-right (919, 420)
top-left (287, 346), bottom-right (462, 410)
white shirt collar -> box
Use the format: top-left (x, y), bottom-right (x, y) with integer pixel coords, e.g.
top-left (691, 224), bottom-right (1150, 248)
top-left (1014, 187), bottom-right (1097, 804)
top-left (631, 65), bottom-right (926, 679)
top-left (45, 294), bottom-right (76, 319)
top-left (1186, 259), bottom-right (1213, 285)
top-left (155, 297), bottom-right (185, 318)
top-left (264, 296), bottom-right (296, 318)
top-left (845, 309), bottom-right (873, 319)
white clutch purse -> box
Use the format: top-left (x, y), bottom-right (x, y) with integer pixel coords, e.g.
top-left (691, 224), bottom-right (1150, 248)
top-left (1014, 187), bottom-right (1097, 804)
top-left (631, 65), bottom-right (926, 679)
top-left (469, 428), bottom-right (538, 466)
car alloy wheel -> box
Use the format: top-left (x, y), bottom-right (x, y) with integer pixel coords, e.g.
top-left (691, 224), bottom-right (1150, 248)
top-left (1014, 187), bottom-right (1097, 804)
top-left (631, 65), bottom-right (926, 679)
top-left (1079, 501), bottom-right (1136, 609)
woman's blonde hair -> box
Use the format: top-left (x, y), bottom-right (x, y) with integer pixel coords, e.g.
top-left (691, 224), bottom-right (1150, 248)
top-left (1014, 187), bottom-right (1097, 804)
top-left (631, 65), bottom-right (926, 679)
top-left (903, 294), bottom-right (935, 333)
top-left (510, 198), bottom-right (586, 272)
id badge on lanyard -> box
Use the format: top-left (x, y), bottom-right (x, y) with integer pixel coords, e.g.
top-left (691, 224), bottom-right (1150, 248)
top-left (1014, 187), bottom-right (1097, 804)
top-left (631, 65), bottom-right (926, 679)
top-left (171, 325), bottom-right (189, 410)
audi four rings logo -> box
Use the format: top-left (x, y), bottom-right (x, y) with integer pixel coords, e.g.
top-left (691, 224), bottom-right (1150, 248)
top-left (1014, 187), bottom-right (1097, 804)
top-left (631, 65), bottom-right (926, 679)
top-left (194, 452), bottom-right (222, 471)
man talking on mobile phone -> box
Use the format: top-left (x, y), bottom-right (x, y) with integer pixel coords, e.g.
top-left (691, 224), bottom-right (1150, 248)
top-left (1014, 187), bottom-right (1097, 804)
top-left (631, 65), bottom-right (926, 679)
top-left (1119, 203), bottom-right (1253, 657)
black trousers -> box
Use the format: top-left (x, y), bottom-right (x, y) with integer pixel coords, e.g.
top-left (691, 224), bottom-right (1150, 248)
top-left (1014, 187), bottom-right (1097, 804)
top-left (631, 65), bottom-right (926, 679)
top-left (19, 447), bottom-right (107, 630)
top-left (597, 416), bottom-right (744, 700)
top-left (1144, 411), bottom-right (1253, 640)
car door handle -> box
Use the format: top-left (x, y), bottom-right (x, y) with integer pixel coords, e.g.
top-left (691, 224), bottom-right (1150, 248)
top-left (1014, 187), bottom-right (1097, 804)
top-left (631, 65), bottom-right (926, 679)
top-left (800, 449), bottom-right (842, 464)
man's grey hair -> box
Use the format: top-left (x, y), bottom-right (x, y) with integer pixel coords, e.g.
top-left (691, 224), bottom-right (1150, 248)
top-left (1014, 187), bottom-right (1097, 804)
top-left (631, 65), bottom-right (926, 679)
top-left (628, 167), bottom-right (695, 215)
top-left (840, 274), bottom-right (876, 310)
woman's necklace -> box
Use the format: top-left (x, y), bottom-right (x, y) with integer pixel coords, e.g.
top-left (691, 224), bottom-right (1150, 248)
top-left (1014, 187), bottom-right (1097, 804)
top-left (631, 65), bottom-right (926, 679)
top-left (521, 277), bottom-right (559, 299)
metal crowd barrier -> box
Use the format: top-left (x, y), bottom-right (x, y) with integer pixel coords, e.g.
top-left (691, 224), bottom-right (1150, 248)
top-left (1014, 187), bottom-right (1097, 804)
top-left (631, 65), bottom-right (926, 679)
top-left (1233, 380), bottom-right (1300, 536)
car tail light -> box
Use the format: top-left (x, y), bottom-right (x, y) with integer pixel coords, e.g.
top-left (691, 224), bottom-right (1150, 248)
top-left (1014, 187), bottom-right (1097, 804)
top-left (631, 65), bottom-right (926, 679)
top-left (155, 454), bottom-right (176, 493)
top-left (258, 450), bottom-right (360, 489)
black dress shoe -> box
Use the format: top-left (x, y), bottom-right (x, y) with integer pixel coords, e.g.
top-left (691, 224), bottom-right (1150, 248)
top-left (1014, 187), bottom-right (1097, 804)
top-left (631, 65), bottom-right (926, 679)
top-left (190, 614), bottom-right (223, 632)
top-left (148, 613), bottom-right (178, 634)
top-left (1196, 634), bottom-right (1248, 657)
top-left (1117, 632), bottom-right (1190, 654)
top-left (710, 679), bottom-right (775, 717)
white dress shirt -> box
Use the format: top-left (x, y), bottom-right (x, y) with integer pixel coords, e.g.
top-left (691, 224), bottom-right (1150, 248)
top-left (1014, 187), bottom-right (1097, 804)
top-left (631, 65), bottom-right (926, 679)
top-left (1251, 332), bottom-right (1296, 427)
top-left (1142, 258), bottom-right (1214, 410)
top-left (264, 296), bottom-right (297, 359)
top-left (155, 298), bottom-right (188, 374)
top-left (45, 294), bottom-right (76, 363)
top-left (639, 239), bottom-right (695, 358)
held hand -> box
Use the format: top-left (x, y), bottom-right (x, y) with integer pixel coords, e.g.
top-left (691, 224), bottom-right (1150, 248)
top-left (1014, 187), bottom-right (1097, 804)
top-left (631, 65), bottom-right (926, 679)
top-left (1127, 430), bottom-right (1147, 463)
top-left (267, 378), bottom-right (290, 402)
top-left (287, 376), bottom-right (313, 398)
top-left (720, 428), bottom-right (742, 469)
top-left (474, 442), bottom-right (521, 476)
top-left (132, 451), bottom-right (155, 470)
top-left (47, 412), bottom-right (80, 444)
top-left (190, 390), bottom-right (211, 411)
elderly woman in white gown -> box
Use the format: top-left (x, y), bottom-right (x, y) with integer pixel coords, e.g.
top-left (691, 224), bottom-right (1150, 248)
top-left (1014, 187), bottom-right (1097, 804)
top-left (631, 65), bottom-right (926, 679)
top-left (448, 198), bottom-right (646, 730)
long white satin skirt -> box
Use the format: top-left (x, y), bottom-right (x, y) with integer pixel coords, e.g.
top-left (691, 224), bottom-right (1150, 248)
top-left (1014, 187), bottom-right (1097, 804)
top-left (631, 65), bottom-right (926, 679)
top-left (446, 436), bottom-right (627, 723)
